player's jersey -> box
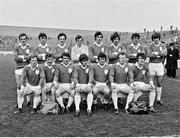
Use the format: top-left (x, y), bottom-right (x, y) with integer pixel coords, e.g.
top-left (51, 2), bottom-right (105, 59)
top-left (72, 63), bottom-right (90, 84)
top-left (14, 43), bottom-right (33, 69)
top-left (129, 63), bottom-right (152, 83)
top-left (127, 43), bottom-right (145, 63)
top-left (21, 64), bottom-right (44, 87)
top-left (42, 63), bottom-right (57, 83)
top-left (89, 42), bottom-right (108, 63)
top-left (54, 43), bottom-right (71, 64)
top-left (54, 62), bottom-right (74, 83)
top-left (34, 44), bottom-right (52, 64)
top-left (148, 42), bottom-right (167, 63)
top-left (89, 63), bottom-right (110, 84)
top-left (108, 44), bottom-right (126, 64)
top-left (109, 62), bottom-right (130, 84)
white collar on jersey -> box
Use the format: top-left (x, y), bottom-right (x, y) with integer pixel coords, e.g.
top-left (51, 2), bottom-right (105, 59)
top-left (111, 43), bottom-right (120, 49)
top-left (93, 41), bottom-right (103, 47)
top-left (74, 44), bottom-right (86, 49)
top-left (79, 63), bottom-right (88, 69)
top-left (57, 43), bottom-right (67, 49)
top-left (28, 63), bottom-right (39, 70)
top-left (135, 62), bottom-right (143, 70)
top-left (97, 63), bottom-right (107, 68)
top-left (61, 62), bottom-right (71, 67)
top-left (153, 42), bottom-right (161, 47)
top-left (18, 43), bottom-right (29, 49)
top-left (130, 43), bottom-right (141, 50)
top-left (39, 43), bottom-right (48, 48)
top-left (117, 62), bottom-right (126, 68)
top-left (45, 62), bottom-right (54, 69)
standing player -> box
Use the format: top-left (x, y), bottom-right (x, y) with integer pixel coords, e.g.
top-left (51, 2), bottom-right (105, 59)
top-left (53, 53), bottom-right (74, 114)
top-left (148, 32), bottom-right (167, 105)
top-left (129, 53), bottom-right (157, 112)
top-left (34, 33), bottom-right (52, 64)
top-left (108, 32), bottom-right (126, 64)
top-left (89, 52), bottom-right (111, 110)
top-left (89, 31), bottom-right (108, 64)
top-left (73, 54), bottom-right (93, 117)
top-left (71, 35), bottom-right (89, 64)
top-left (109, 52), bottom-right (135, 114)
top-left (14, 54), bottom-right (44, 114)
top-left (127, 33), bottom-right (145, 66)
top-left (14, 33), bottom-right (33, 108)
top-left (54, 33), bottom-right (71, 64)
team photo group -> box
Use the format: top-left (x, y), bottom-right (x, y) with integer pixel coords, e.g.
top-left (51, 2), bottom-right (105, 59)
top-left (13, 31), bottom-right (168, 117)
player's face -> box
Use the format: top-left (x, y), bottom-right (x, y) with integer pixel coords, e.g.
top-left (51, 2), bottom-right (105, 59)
top-left (47, 57), bottom-right (54, 66)
top-left (113, 37), bottom-right (120, 46)
top-left (62, 56), bottom-right (70, 65)
top-left (40, 37), bottom-right (47, 45)
top-left (77, 38), bottom-right (83, 47)
top-left (19, 36), bottom-right (27, 46)
top-left (58, 36), bottom-right (66, 45)
top-left (81, 60), bottom-right (88, 67)
top-left (98, 57), bottom-right (106, 66)
top-left (132, 37), bottom-right (139, 45)
top-left (95, 35), bottom-right (103, 44)
top-left (119, 55), bottom-right (126, 64)
top-left (30, 57), bottom-right (38, 67)
top-left (153, 38), bottom-right (160, 44)
top-left (137, 56), bottom-right (145, 65)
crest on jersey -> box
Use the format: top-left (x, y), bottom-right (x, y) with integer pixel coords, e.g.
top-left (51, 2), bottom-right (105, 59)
top-left (52, 68), bottom-right (55, 73)
top-left (46, 48), bottom-right (50, 52)
top-left (35, 70), bottom-right (39, 75)
top-left (65, 49), bottom-right (68, 53)
top-left (104, 69), bottom-right (108, 75)
top-left (86, 68), bottom-right (89, 73)
top-left (101, 48), bottom-right (104, 52)
top-left (68, 68), bottom-right (73, 73)
top-left (26, 49), bottom-right (30, 54)
top-left (142, 70), bottom-right (146, 75)
top-left (125, 67), bottom-right (128, 73)
top-left (138, 50), bottom-right (141, 53)
top-left (119, 48), bottom-right (121, 52)
top-left (159, 47), bottom-right (162, 51)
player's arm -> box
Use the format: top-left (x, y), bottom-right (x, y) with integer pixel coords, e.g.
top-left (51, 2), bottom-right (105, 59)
top-left (148, 46), bottom-right (158, 58)
top-left (38, 66), bottom-right (45, 88)
top-left (71, 47), bottom-right (79, 62)
top-left (89, 46), bottom-right (97, 63)
top-left (127, 46), bottom-right (136, 59)
top-left (24, 47), bottom-right (34, 61)
top-left (128, 66), bottom-right (135, 88)
top-left (13, 46), bottom-right (23, 62)
top-left (72, 65), bottom-right (79, 85)
top-left (157, 44), bottom-right (167, 57)
top-left (108, 47), bottom-right (119, 61)
top-left (88, 65), bottom-right (95, 85)
top-left (121, 45), bottom-right (127, 53)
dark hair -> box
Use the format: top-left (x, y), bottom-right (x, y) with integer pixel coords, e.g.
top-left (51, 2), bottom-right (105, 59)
top-left (38, 33), bottom-right (47, 40)
top-left (57, 33), bottom-right (67, 40)
top-left (151, 32), bottom-right (161, 40)
top-left (18, 33), bottom-right (28, 40)
top-left (136, 52), bottom-right (146, 60)
top-left (119, 52), bottom-right (126, 57)
top-left (30, 54), bottom-right (38, 60)
top-left (110, 32), bottom-right (120, 42)
top-left (79, 54), bottom-right (88, 62)
top-left (169, 42), bottom-right (175, 46)
top-left (61, 52), bottom-right (71, 60)
top-left (75, 35), bottom-right (83, 42)
top-left (45, 53), bottom-right (54, 60)
top-left (131, 33), bottom-right (140, 40)
top-left (94, 31), bottom-right (103, 40)
top-left (98, 52), bottom-right (107, 60)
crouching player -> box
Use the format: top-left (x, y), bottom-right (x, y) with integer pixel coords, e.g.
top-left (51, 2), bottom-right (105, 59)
top-left (89, 52), bottom-right (111, 111)
top-left (73, 54), bottom-right (93, 117)
top-left (53, 53), bottom-right (75, 114)
top-left (109, 52), bottom-right (135, 114)
top-left (129, 53), bottom-right (157, 112)
top-left (14, 54), bottom-right (44, 114)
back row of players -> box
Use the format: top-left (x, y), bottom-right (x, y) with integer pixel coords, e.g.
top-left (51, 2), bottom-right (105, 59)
top-left (14, 31), bottom-right (167, 116)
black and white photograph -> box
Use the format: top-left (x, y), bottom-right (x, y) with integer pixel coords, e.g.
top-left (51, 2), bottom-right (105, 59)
top-left (0, 0), bottom-right (180, 137)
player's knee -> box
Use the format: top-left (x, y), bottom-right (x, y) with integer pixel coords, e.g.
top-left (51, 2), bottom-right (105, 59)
top-left (157, 81), bottom-right (162, 87)
top-left (112, 88), bottom-right (118, 94)
top-left (34, 89), bottom-right (41, 96)
top-left (104, 87), bottom-right (110, 96)
top-left (92, 87), bottom-right (98, 95)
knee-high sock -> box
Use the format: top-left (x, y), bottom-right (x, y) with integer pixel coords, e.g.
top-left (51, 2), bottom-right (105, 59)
top-left (87, 93), bottom-right (93, 111)
top-left (56, 96), bottom-right (65, 108)
top-left (156, 87), bottom-right (162, 101)
top-left (67, 96), bottom-right (74, 107)
top-left (125, 92), bottom-right (134, 109)
top-left (33, 96), bottom-right (41, 108)
top-left (74, 95), bottom-right (81, 111)
top-left (133, 91), bottom-right (143, 102)
top-left (149, 90), bottom-right (156, 107)
top-left (17, 90), bottom-right (24, 109)
top-left (112, 92), bottom-right (118, 109)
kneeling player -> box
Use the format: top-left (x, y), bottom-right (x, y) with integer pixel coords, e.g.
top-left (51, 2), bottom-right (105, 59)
top-left (53, 53), bottom-right (75, 114)
top-left (89, 52), bottom-right (111, 110)
top-left (73, 54), bottom-right (93, 117)
top-left (14, 54), bottom-right (44, 114)
top-left (129, 53), bottom-right (157, 112)
top-left (109, 52), bottom-right (135, 114)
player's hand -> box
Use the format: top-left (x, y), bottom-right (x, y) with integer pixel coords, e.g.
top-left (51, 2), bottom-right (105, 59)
top-left (88, 83), bottom-right (93, 87)
top-left (20, 85), bottom-right (25, 91)
top-left (152, 52), bottom-right (158, 56)
top-left (130, 83), bottom-right (135, 90)
top-left (53, 81), bottom-right (59, 89)
top-left (93, 56), bottom-right (98, 59)
top-left (149, 81), bottom-right (155, 89)
top-left (76, 83), bottom-right (80, 87)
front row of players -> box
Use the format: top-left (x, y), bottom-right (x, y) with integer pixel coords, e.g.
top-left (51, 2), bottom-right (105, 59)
top-left (15, 52), bottom-right (157, 116)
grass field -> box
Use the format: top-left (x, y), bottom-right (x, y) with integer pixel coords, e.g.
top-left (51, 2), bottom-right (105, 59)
top-left (0, 55), bottom-right (180, 137)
